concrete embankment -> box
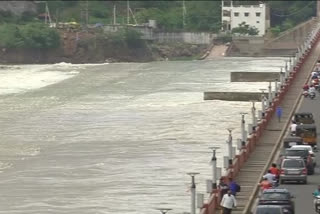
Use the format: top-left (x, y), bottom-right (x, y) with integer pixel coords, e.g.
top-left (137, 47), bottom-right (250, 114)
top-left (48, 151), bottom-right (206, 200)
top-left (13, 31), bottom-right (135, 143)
top-left (230, 72), bottom-right (279, 82)
top-left (204, 92), bottom-right (266, 101)
top-left (199, 23), bottom-right (320, 214)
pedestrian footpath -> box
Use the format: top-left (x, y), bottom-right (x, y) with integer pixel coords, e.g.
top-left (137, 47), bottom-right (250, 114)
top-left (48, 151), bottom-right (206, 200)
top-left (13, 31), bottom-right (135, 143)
top-left (231, 41), bottom-right (320, 214)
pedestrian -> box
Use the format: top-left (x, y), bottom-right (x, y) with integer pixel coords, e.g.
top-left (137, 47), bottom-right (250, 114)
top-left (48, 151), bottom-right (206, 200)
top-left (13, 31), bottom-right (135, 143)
top-left (220, 190), bottom-right (237, 214)
top-left (228, 178), bottom-right (240, 196)
top-left (276, 106), bottom-right (283, 122)
top-left (269, 163), bottom-right (280, 180)
top-left (290, 121), bottom-right (297, 136)
top-left (219, 178), bottom-right (230, 202)
top-left (259, 177), bottom-right (272, 192)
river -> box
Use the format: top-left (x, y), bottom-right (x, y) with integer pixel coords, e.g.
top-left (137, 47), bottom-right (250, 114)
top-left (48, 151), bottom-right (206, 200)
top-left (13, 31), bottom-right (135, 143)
top-left (0, 58), bottom-right (286, 214)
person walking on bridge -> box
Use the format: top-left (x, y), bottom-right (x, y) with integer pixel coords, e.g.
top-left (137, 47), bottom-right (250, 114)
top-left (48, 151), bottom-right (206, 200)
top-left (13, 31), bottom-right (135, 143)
top-left (220, 190), bottom-right (237, 214)
top-left (276, 106), bottom-right (283, 122)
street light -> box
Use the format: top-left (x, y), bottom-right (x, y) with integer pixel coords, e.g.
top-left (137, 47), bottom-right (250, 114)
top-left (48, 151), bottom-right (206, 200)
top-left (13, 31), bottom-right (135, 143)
top-left (226, 128), bottom-right (234, 167)
top-left (209, 146), bottom-right (220, 190)
top-left (259, 89), bottom-right (267, 118)
top-left (187, 172), bottom-right (200, 214)
top-left (240, 113), bottom-right (248, 147)
top-left (156, 208), bottom-right (172, 214)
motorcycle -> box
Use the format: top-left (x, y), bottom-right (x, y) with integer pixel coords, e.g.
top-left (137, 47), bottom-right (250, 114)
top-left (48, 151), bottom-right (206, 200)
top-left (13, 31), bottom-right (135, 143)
top-left (314, 195), bottom-right (320, 213)
top-left (310, 91), bottom-right (316, 100)
top-left (303, 90), bottom-right (309, 98)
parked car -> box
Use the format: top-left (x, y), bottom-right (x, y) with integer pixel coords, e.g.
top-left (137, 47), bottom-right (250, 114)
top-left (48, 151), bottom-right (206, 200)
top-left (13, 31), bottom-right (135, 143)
top-left (281, 147), bottom-right (315, 174)
top-left (279, 158), bottom-right (307, 184)
top-left (258, 189), bottom-right (295, 214)
top-left (291, 145), bottom-right (317, 166)
top-left (254, 205), bottom-right (291, 214)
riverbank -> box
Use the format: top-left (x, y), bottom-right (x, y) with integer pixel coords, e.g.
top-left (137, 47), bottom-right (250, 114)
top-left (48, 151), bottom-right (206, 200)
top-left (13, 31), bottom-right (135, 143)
top-left (0, 40), bottom-right (209, 64)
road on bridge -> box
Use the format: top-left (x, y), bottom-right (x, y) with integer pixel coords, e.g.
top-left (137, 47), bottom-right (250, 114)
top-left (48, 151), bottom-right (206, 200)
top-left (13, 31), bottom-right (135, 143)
top-left (276, 94), bottom-right (320, 214)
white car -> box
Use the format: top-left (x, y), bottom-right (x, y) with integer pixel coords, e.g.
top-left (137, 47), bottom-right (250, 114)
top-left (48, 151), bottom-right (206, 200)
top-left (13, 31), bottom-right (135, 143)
top-left (291, 145), bottom-right (317, 165)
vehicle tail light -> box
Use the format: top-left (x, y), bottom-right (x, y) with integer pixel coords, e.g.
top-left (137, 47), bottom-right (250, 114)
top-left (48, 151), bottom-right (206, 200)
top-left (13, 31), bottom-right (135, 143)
top-left (302, 168), bottom-right (307, 175)
top-left (280, 169), bottom-right (285, 174)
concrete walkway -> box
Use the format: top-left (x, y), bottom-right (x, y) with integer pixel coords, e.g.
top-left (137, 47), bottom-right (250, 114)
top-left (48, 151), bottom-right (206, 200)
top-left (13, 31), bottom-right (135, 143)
top-left (232, 42), bottom-right (320, 214)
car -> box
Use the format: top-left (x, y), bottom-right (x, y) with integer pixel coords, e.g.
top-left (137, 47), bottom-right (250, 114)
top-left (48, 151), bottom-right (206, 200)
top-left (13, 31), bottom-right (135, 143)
top-left (279, 158), bottom-right (307, 184)
top-left (254, 205), bottom-right (291, 214)
top-left (258, 189), bottom-right (295, 214)
top-left (291, 145), bottom-right (317, 166)
top-left (283, 136), bottom-right (303, 148)
top-left (281, 148), bottom-right (315, 174)
top-left (293, 112), bottom-right (314, 124)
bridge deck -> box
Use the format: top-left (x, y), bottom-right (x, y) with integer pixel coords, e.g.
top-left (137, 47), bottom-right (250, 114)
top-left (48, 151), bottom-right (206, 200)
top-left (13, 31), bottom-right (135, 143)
top-left (231, 41), bottom-right (320, 214)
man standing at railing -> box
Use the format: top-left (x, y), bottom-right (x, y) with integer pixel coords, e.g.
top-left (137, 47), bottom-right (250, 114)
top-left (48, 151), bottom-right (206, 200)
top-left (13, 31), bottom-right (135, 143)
top-left (220, 190), bottom-right (237, 214)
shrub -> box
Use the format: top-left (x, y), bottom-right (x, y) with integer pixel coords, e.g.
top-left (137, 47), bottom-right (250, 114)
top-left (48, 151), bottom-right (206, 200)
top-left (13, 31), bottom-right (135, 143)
top-left (0, 23), bottom-right (60, 49)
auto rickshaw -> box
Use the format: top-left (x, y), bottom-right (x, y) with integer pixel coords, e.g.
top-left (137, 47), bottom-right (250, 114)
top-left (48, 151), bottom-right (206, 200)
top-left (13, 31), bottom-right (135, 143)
top-left (295, 124), bottom-right (317, 147)
top-left (283, 136), bottom-right (303, 148)
top-left (293, 112), bottom-right (315, 124)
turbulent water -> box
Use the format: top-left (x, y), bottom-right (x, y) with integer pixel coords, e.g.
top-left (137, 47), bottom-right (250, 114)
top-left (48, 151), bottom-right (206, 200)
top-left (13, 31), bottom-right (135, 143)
top-left (0, 58), bottom-right (286, 214)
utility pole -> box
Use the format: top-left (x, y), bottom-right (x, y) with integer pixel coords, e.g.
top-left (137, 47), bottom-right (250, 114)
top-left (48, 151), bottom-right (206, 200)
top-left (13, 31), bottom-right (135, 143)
top-left (317, 0), bottom-right (320, 18)
top-left (182, 0), bottom-right (187, 28)
top-left (80, 1), bottom-right (89, 27)
top-left (86, 0), bottom-right (89, 26)
top-left (113, 2), bottom-right (117, 25)
top-left (127, 0), bottom-right (130, 25)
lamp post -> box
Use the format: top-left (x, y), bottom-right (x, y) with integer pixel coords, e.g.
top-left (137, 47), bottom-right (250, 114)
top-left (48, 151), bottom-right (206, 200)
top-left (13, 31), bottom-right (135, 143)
top-left (268, 81), bottom-right (272, 108)
top-left (156, 208), bottom-right (172, 214)
top-left (209, 146), bottom-right (219, 190)
top-left (274, 79), bottom-right (279, 97)
top-left (259, 89), bottom-right (267, 118)
top-left (280, 67), bottom-right (285, 87)
top-left (187, 172), bottom-right (200, 214)
top-left (226, 128), bottom-right (234, 167)
top-left (250, 101), bottom-right (257, 131)
top-left (239, 113), bottom-right (248, 147)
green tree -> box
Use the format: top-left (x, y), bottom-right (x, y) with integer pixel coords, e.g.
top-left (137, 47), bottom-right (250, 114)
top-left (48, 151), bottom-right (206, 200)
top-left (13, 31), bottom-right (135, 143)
top-left (19, 23), bottom-right (60, 49)
top-left (0, 24), bottom-right (24, 48)
top-left (232, 22), bottom-right (259, 36)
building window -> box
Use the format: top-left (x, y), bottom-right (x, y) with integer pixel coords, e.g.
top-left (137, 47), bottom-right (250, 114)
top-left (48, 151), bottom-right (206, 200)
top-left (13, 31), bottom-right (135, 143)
top-left (244, 12), bottom-right (249, 17)
top-left (256, 12), bottom-right (261, 17)
top-left (223, 10), bottom-right (231, 17)
top-left (234, 12), bottom-right (239, 17)
top-left (256, 21), bottom-right (260, 23)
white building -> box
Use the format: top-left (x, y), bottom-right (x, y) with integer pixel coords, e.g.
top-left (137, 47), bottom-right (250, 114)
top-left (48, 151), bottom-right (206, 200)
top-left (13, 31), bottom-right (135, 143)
top-left (221, 1), bottom-right (270, 36)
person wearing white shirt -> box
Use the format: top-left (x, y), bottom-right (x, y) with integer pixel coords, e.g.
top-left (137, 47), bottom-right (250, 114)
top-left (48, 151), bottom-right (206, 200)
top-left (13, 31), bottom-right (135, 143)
top-left (220, 190), bottom-right (237, 214)
top-left (263, 170), bottom-right (276, 186)
top-left (290, 122), bottom-right (297, 135)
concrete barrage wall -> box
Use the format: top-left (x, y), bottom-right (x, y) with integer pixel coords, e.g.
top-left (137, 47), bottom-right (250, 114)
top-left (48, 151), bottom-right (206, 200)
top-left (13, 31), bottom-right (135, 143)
top-left (154, 32), bottom-right (216, 44)
top-left (103, 25), bottom-right (216, 44)
top-left (265, 18), bottom-right (318, 50)
top-left (230, 36), bottom-right (265, 56)
top-left (230, 72), bottom-right (280, 82)
top-left (204, 92), bottom-right (266, 101)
